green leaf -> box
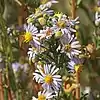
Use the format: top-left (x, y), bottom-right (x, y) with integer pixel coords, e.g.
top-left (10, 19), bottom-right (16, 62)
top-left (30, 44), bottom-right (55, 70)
top-left (8, 64), bottom-right (17, 92)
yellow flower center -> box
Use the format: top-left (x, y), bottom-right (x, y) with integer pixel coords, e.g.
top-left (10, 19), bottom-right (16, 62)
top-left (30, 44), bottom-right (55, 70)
top-left (65, 44), bottom-right (71, 51)
top-left (45, 28), bottom-right (52, 37)
top-left (38, 95), bottom-right (46, 100)
top-left (44, 74), bottom-right (53, 84)
top-left (57, 20), bottom-right (66, 28)
top-left (24, 32), bottom-right (33, 43)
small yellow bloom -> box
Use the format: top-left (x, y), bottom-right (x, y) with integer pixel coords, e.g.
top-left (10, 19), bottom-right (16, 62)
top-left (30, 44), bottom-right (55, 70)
top-left (45, 74), bottom-right (53, 84)
top-left (38, 95), bottom-right (46, 100)
top-left (24, 32), bottom-right (33, 43)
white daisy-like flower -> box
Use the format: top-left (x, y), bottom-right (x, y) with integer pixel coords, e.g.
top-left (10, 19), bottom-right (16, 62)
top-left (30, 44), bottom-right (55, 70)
top-left (51, 14), bottom-right (76, 36)
top-left (33, 64), bottom-right (62, 92)
top-left (61, 33), bottom-right (81, 58)
top-left (36, 27), bottom-right (54, 40)
top-left (24, 23), bottom-right (40, 45)
top-left (32, 90), bottom-right (55, 100)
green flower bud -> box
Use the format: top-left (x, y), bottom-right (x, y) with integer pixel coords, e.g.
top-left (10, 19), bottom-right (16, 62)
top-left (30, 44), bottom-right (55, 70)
top-left (27, 18), bottom-right (34, 23)
top-left (38, 17), bottom-right (46, 26)
top-left (55, 31), bottom-right (62, 38)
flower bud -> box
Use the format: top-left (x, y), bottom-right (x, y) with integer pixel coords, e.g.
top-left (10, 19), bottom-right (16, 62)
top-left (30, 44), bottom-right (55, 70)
top-left (27, 18), bottom-right (34, 23)
top-left (38, 17), bottom-right (46, 26)
top-left (55, 31), bottom-right (62, 38)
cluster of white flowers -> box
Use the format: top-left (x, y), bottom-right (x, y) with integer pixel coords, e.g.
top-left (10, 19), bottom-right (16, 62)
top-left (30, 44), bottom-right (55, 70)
top-left (23, 0), bottom-right (83, 99)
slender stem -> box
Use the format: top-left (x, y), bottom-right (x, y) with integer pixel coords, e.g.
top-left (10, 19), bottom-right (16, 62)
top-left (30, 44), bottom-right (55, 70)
top-left (72, 0), bottom-right (76, 19)
top-left (17, 0), bottom-right (28, 57)
top-left (7, 78), bottom-right (13, 100)
top-left (72, 0), bottom-right (80, 99)
top-left (75, 72), bottom-right (80, 100)
top-left (0, 70), bottom-right (4, 100)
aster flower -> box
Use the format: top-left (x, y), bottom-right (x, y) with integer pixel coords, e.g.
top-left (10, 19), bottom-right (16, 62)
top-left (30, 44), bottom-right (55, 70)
top-left (61, 34), bottom-right (81, 58)
top-left (32, 90), bottom-right (55, 100)
top-left (67, 57), bottom-right (83, 73)
top-left (24, 23), bottom-right (40, 45)
top-left (37, 27), bottom-right (54, 40)
top-left (33, 64), bottom-right (62, 92)
top-left (51, 14), bottom-right (76, 36)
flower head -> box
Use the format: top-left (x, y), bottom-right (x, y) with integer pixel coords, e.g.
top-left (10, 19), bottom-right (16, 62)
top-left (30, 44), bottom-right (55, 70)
top-left (51, 14), bottom-right (77, 36)
top-left (32, 90), bottom-right (55, 100)
top-left (33, 64), bottom-right (62, 92)
top-left (24, 24), bottom-right (40, 45)
top-left (61, 34), bottom-right (81, 58)
top-left (37, 27), bottom-right (54, 40)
